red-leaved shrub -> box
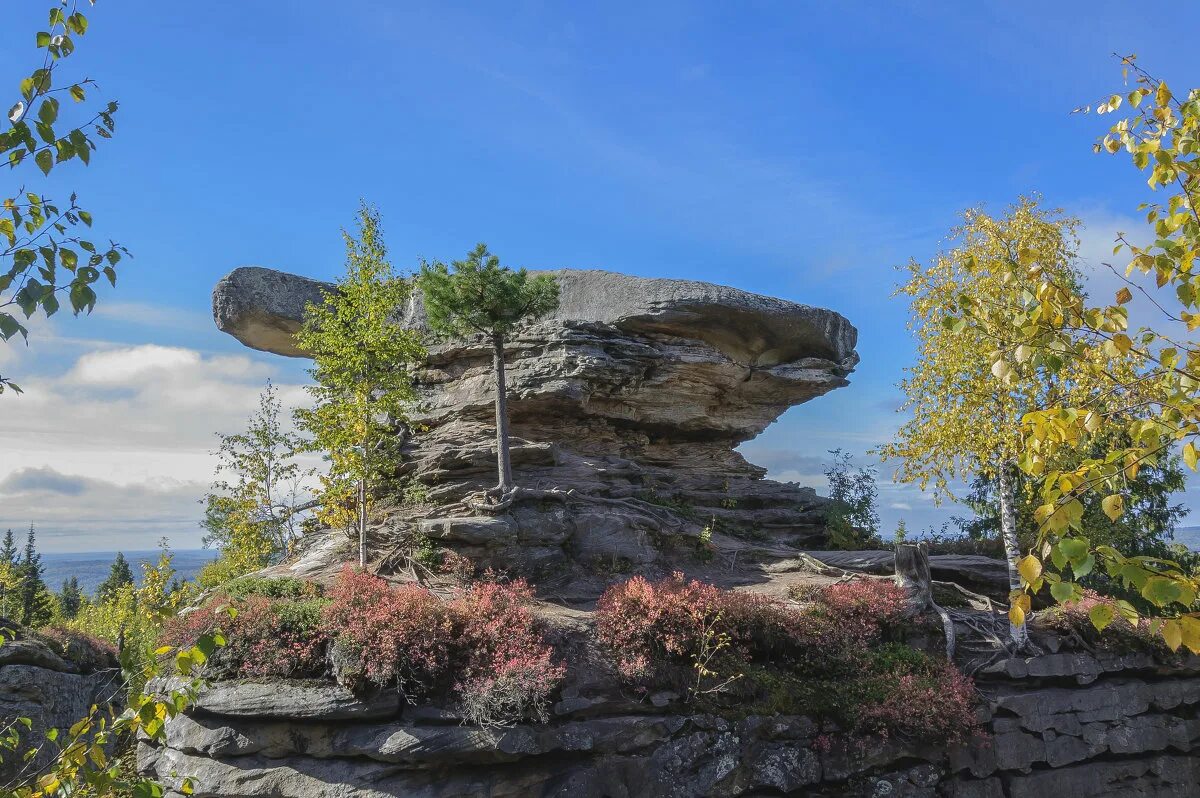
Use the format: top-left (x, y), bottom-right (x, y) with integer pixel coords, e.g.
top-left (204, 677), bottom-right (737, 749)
top-left (321, 566), bottom-right (455, 696)
top-left (595, 574), bottom-right (977, 745)
top-left (320, 567), bottom-right (563, 725)
top-left (160, 594), bottom-right (329, 679)
top-left (451, 578), bottom-right (565, 725)
top-left (594, 573), bottom-right (726, 681)
top-left (594, 573), bottom-right (838, 682)
top-left (36, 626), bottom-right (118, 672)
top-left (856, 661), bottom-right (978, 744)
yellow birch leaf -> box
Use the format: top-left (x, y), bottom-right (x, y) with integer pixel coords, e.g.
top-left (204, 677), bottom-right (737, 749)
top-left (1089, 602), bottom-right (1114, 632)
top-left (1018, 555), bottom-right (1043, 585)
top-left (1102, 494), bottom-right (1124, 521)
top-left (1162, 619), bottom-right (1183, 652)
top-left (1180, 617), bottom-right (1200, 654)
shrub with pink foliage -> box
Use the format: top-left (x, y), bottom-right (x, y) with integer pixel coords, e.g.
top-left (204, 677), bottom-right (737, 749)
top-left (814, 580), bottom-right (909, 628)
top-left (595, 574), bottom-right (978, 745)
top-left (321, 566), bottom-right (455, 696)
top-left (36, 626), bottom-right (118, 672)
top-left (857, 660), bottom-right (978, 744)
top-left (450, 578), bottom-right (565, 725)
top-left (160, 593), bottom-right (329, 679)
top-left (318, 568), bottom-right (564, 724)
top-left (594, 573), bottom-right (727, 681)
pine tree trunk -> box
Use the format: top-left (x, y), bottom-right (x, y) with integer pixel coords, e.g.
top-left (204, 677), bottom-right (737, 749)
top-left (358, 477), bottom-right (366, 569)
top-left (493, 332), bottom-right (514, 493)
top-left (998, 463), bottom-right (1028, 648)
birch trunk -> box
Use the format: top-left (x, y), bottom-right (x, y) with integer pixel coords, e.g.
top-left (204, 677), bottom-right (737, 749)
top-left (998, 463), bottom-right (1028, 648)
top-left (358, 477), bottom-right (366, 568)
top-left (493, 332), bottom-right (513, 492)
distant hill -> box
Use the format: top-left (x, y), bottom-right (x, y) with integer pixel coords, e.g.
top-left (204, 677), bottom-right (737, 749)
top-left (41, 549), bottom-right (218, 597)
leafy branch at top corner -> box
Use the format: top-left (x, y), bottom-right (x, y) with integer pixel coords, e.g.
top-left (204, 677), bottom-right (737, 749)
top-left (1, 1), bottom-right (129, 395)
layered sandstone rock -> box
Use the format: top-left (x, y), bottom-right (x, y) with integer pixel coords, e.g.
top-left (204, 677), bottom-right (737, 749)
top-left (0, 622), bottom-right (123, 786)
top-left (214, 266), bottom-right (859, 590)
top-left (139, 645), bottom-right (1200, 798)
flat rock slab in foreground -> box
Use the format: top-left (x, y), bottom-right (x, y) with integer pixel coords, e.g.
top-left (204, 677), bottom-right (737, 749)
top-left (140, 649), bottom-right (1200, 797)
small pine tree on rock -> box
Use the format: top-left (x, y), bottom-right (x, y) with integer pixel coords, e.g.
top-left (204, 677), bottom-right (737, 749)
top-left (417, 244), bottom-right (560, 503)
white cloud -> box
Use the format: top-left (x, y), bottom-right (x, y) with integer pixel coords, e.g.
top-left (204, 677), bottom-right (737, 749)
top-left (66, 344), bottom-right (203, 385)
top-left (1, 342), bottom-right (311, 550)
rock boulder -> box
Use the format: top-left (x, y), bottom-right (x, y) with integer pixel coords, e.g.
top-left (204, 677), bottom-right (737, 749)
top-left (214, 266), bottom-right (859, 589)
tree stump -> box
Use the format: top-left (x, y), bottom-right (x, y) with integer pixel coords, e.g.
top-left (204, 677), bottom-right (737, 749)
top-left (894, 542), bottom-right (934, 611)
top-left (894, 542), bottom-right (955, 659)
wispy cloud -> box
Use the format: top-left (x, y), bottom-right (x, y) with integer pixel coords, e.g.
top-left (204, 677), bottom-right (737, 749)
top-left (91, 301), bottom-right (213, 333)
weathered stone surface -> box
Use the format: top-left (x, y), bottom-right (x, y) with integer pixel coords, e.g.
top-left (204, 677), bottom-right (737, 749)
top-left (141, 650), bottom-right (1200, 797)
top-left (0, 638), bottom-right (71, 671)
top-left (0, 663), bottom-right (123, 784)
top-left (215, 267), bottom-right (857, 368)
top-left (215, 265), bottom-right (859, 587)
top-left (804, 550), bottom-right (1009, 597)
top-left (1004, 753), bottom-right (1200, 797)
top-left (151, 677), bottom-right (403, 720)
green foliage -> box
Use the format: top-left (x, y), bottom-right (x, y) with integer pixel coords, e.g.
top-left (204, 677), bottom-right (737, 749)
top-left (418, 244), bottom-right (559, 493)
top-left (221, 575), bottom-right (323, 601)
top-left (954, 439), bottom-right (1196, 609)
top-left (95, 551), bottom-right (133, 604)
top-left (66, 542), bottom-right (191, 700)
top-left (203, 381), bottom-right (313, 579)
top-left (0, 621), bottom-right (223, 797)
top-left (55, 577), bottom-right (82, 620)
top-left (294, 203), bottom-right (425, 538)
top-left (418, 243), bottom-right (560, 339)
top-left (0, 543), bottom-right (220, 797)
top-left (1, 2), bottom-right (129, 396)
top-left (823, 450), bottom-right (882, 550)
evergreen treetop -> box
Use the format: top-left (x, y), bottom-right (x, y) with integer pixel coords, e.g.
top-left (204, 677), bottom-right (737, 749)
top-left (96, 551), bottom-right (135, 603)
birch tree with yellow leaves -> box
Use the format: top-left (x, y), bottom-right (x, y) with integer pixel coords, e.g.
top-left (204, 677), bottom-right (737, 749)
top-left (878, 197), bottom-right (1112, 647)
top-left (951, 57), bottom-right (1200, 652)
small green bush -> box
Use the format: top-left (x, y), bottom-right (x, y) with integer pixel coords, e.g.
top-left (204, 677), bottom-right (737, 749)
top-left (222, 576), bottom-right (323, 601)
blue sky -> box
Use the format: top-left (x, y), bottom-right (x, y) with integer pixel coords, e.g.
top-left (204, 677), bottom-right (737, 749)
top-left (2, 1), bottom-right (1198, 551)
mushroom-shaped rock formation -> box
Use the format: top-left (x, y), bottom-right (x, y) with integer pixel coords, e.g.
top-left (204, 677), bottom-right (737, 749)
top-left (214, 266), bottom-right (858, 596)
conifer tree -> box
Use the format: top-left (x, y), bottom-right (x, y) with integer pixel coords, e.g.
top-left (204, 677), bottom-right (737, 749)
top-left (59, 576), bottom-right (83, 619)
top-left (418, 244), bottom-right (560, 501)
top-left (96, 551), bottom-right (134, 603)
top-left (0, 528), bottom-right (18, 620)
top-left (17, 525), bottom-right (52, 626)
top-left (1, 528), bottom-right (15, 564)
